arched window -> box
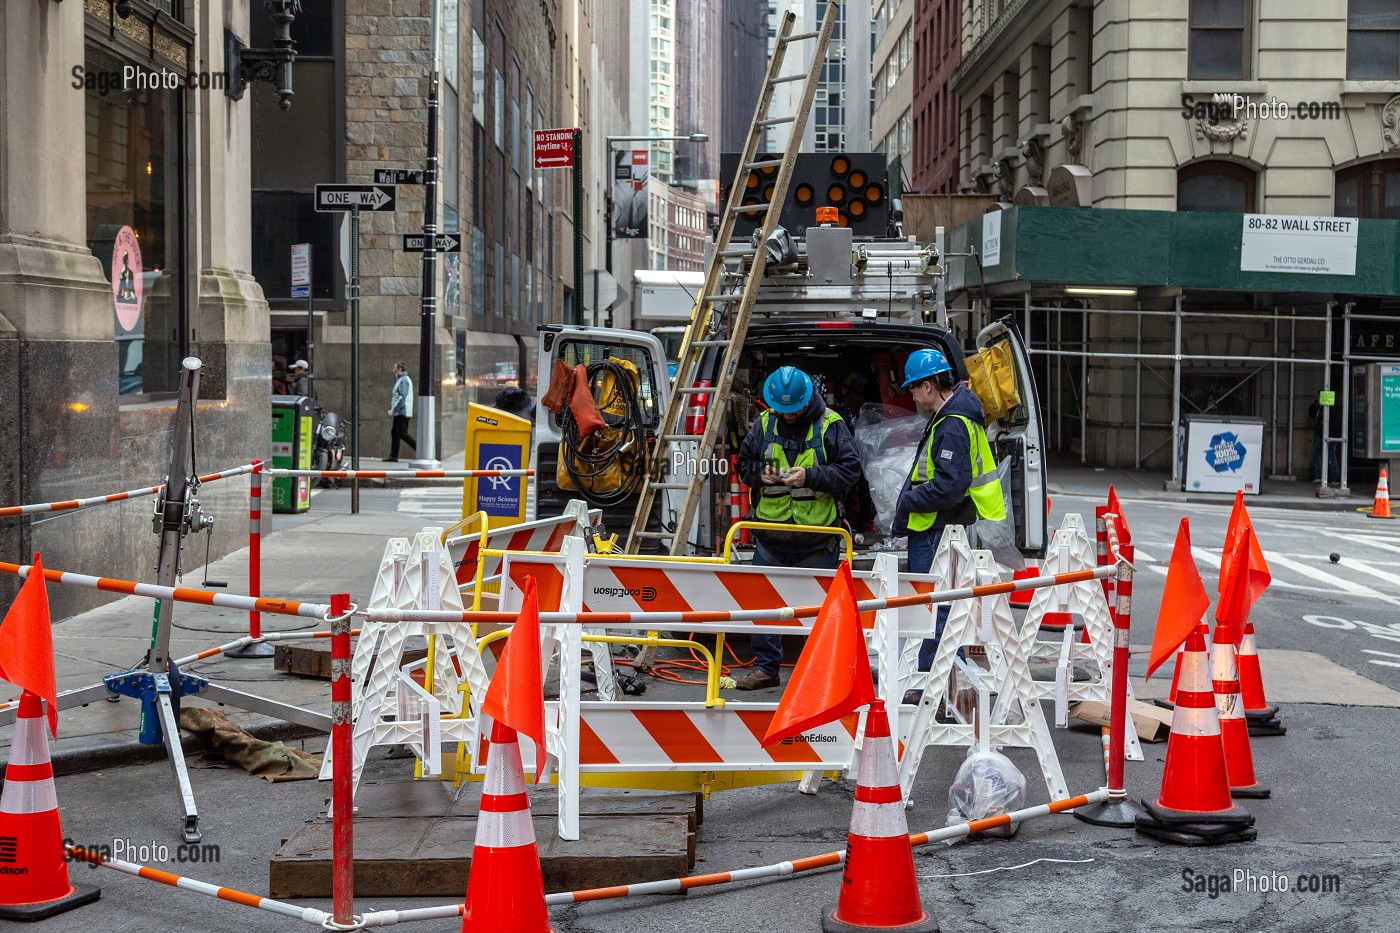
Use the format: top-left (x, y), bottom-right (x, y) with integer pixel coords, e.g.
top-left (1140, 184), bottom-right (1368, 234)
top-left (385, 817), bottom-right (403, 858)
top-left (1177, 161), bottom-right (1257, 213)
top-left (1335, 159), bottom-right (1400, 220)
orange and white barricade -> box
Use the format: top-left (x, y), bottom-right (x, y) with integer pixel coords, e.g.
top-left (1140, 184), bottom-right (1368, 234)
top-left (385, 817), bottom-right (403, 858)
top-left (486, 536), bottom-right (937, 840)
top-left (320, 530), bottom-right (488, 799)
top-left (1023, 514), bottom-right (1144, 763)
top-left (897, 550), bottom-right (1071, 803)
top-left (444, 499), bottom-right (595, 596)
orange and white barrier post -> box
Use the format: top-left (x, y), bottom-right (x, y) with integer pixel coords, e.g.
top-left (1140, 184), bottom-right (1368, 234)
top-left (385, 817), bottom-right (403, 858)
top-left (228, 460), bottom-right (275, 659)
top-left (329, 594), bottom-right (356, 928)
top-left (822, 699), bottom-right (937, 933)
top-left (1076, 538), bottom-right (1145, 828)
top-left (0, 692), bottom-right (100, 920)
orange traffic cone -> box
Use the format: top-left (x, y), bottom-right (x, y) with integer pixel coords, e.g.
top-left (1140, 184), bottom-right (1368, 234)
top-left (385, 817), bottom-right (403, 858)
top-left (1211, 621), bottom-right (1269, 799)
top-left (1371, 468), bottom-right (1393, 519)
top-left (1009, 562), bottom-right (1038, 607)
top-left (0, 692), bottom-right (100, 920)
top-left (460, 720), bottom-right (552, 933)
top-left (1165, 622), bottom-right (1210, 705)
top-left (1136, 626), bottom-right (1255, 845)
top-left (1236, 621), bottom-right (1285, 736)
top-left (822, 700), bottom-right (937, 933)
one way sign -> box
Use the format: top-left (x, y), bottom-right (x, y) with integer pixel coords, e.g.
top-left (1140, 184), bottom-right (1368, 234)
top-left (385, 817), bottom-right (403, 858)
top-left (401, 233), bottom-right (462, 253)
top-left (315, 184), bottom-right (397, 212)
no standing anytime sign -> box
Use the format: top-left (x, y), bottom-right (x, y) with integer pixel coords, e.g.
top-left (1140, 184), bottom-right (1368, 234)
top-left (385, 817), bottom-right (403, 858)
top-left (533, 128), bottom-right (577, 170)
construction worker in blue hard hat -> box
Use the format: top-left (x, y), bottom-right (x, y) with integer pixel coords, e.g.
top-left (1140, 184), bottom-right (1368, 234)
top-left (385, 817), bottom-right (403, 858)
top-left (733, 365), bottom-right (862, 690)
top-left (894, 348), bottom-right (1006, 680)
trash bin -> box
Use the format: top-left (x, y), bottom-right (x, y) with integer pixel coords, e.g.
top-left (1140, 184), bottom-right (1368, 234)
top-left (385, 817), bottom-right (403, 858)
top-left (462, 403), bottom-right (532, 529)
top-left (271, 395), bottom-right (315, 513)
top-left (1178, 414), bottom-right (1265, 495)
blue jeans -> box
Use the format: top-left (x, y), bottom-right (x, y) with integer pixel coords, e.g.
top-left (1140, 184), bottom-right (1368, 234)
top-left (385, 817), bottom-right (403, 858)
top-left (1312, 438), bottom-right (1341, 483)
top-left (907, 528), bottom-right (951, 672)
top-left (748, 540), bottom-right (841, 675)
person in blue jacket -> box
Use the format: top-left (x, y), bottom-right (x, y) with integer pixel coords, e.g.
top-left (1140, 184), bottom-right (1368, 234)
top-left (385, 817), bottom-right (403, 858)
top-left (733, 366), bottom-right (863, 690)
top-left (894, 348), bottom-right (1006, 673)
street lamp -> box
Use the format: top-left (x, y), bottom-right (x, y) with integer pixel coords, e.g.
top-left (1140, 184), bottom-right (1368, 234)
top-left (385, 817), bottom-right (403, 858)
top-left (603, 133), bottom-right (709, 327)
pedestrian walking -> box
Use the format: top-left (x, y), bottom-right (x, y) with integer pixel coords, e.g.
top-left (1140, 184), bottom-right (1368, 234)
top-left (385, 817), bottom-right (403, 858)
top-left (734, 366), bottom-right (862, 690)
top-left (893, 348), bottom-right (1006, 675)
top-left (387, 361), bottom-right (416, 462)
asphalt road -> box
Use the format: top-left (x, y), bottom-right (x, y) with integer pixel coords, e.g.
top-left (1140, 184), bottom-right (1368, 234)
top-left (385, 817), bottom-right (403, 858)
top-left (17, 484), bottom-right (1400, 932)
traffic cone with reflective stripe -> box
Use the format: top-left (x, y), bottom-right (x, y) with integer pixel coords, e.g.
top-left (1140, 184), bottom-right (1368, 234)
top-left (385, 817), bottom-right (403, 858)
top-left (460, 720), bottom-right (552, 933)
top-left (0, 692), bottom-right (100, 920)
top-left (1136, 627), bottom-right (1255, 846)
top-left (1211, 621), bottom-right (1269, 799)
top-left (823, 700), bottom-right (938, 933)
top-left (1236, 621), bottom-right (1285, 736)
top-left (1371, 468), bottom-right (1393, 519)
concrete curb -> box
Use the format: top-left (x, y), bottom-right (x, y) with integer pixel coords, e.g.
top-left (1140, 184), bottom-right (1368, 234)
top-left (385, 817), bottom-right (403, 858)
top-left (1049, 485), bottom-right (1370, 512)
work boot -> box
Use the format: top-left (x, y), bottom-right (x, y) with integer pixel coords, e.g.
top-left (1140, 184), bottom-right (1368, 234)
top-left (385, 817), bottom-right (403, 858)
top-left (734, 668), bottom-right (779, 690)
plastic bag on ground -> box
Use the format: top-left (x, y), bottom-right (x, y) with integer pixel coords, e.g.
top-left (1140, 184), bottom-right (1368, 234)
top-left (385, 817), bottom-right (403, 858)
top-left (944, 748), bottom-right (1026, 842)
top-left (853, 404), bottom-right (929, 536)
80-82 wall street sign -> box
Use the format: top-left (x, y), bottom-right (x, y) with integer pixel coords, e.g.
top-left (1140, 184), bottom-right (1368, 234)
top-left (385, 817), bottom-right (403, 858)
top-left (314, 184), bottom-right (397, 212)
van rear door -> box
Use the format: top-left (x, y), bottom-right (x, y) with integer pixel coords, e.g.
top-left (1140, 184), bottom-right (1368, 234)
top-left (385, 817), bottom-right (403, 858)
top-left (532, 325), bottom-right (673, 536)
top-left (975, 318), bottom-right (1048, 559)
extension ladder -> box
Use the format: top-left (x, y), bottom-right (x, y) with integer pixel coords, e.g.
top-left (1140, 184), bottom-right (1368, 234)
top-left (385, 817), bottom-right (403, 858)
top-left (624, 1), bottom-right (841, 556)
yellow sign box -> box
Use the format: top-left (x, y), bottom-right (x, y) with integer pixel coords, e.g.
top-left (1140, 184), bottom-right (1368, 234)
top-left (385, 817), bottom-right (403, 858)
top-left (462, 403), bottom-right (531, 528)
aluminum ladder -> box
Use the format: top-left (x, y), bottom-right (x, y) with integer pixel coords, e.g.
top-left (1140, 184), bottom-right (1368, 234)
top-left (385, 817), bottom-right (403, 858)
top-left (624, 1), bottom-right (840, 557)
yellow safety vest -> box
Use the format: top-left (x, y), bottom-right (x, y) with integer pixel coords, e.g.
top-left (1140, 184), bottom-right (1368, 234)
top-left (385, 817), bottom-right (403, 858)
top-left (906, 413), bottom-right (1006, 533)
top-left (756, 409), bottom-right (843, 528)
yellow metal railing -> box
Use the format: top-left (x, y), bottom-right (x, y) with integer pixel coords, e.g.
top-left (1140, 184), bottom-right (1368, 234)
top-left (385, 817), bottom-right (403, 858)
top-left (722, 520), bottom-right (855, 563)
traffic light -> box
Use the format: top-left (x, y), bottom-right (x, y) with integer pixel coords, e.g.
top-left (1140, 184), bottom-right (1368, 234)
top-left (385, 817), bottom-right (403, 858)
top-left (719, 152), bottom-right (889, 238)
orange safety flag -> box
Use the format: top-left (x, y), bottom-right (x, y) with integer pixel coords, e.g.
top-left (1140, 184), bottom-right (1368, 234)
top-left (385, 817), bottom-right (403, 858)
top-left (762, 562), bottom-right (875, 747)
top-left (0, 554), bottom-right (59, 738)
top-left (1146, 520), bottom-right (1211, 681)
top-left (481, 575), bottom-right (548, 780)
top-left (1107, 484), bottom-right (1131, 545)
top-left (1216, 491), bottom-right (1270, 631)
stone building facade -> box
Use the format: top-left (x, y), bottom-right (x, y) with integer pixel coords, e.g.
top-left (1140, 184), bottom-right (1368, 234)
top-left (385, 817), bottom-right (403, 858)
top-left (946, 0), bottom-right (1400, 479)
top-left (1, 0), bottom-right (270, 617)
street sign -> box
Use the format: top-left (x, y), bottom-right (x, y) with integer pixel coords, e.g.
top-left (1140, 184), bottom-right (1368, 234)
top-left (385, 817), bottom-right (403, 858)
top-left (533, 128), bottom-right (577, 169)
top-left (315, 184), bottom-right (397, 212)
top-left (401, 233), bottom-right (462, 253)
top-left (290, 243), bottom-right (311, 298)
top-left (375, 169), bottom-right (427, 185)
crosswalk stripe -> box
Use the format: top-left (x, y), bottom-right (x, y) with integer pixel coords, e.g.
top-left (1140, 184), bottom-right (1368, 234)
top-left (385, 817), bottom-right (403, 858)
top-left (1265, 551), bottom-right (1400, 608)
top-left (1335, 557), bottom-right (1400, 590)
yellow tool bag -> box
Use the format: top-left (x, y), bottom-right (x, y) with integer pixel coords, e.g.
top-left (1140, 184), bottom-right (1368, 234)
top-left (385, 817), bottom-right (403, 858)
top-left (965, 342), bottom-right (1022, 422)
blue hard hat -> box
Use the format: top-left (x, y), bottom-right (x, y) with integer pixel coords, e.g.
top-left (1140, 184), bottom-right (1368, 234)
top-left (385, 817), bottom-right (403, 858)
top-left (763, 366), bottom-right (814, 413)
top-left (902, 348), bottom-right (952, 387)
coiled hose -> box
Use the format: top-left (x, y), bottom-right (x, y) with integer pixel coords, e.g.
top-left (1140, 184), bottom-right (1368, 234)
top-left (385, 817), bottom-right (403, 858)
top-left (558, 359), bottom-right (649, 508)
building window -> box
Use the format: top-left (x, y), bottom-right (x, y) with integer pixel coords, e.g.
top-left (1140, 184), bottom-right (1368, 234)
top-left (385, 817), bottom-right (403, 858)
top-left (84, 44), bottom-right (185, 397)
top-left (1189, 0), bottom-right (1249, 80)
top-left (1348, 0), bottom-right (1400, 78)
top-left (1177, 160), bottom-right (1256, 213)
top-left (1335, 159), bottom-right (1400, 219)
top-left (471, 30), bottom-right (485, 124)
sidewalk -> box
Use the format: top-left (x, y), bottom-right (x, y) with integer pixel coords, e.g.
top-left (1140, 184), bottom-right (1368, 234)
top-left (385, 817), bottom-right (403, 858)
top-left (1046, 459), bottom-right (1374, 512)
top-left (0, 451), bottom-right (471, 775)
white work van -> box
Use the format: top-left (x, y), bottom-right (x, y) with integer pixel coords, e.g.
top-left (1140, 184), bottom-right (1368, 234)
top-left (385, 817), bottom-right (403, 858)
top-left (531, 230), bottom-right (1047, 563)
